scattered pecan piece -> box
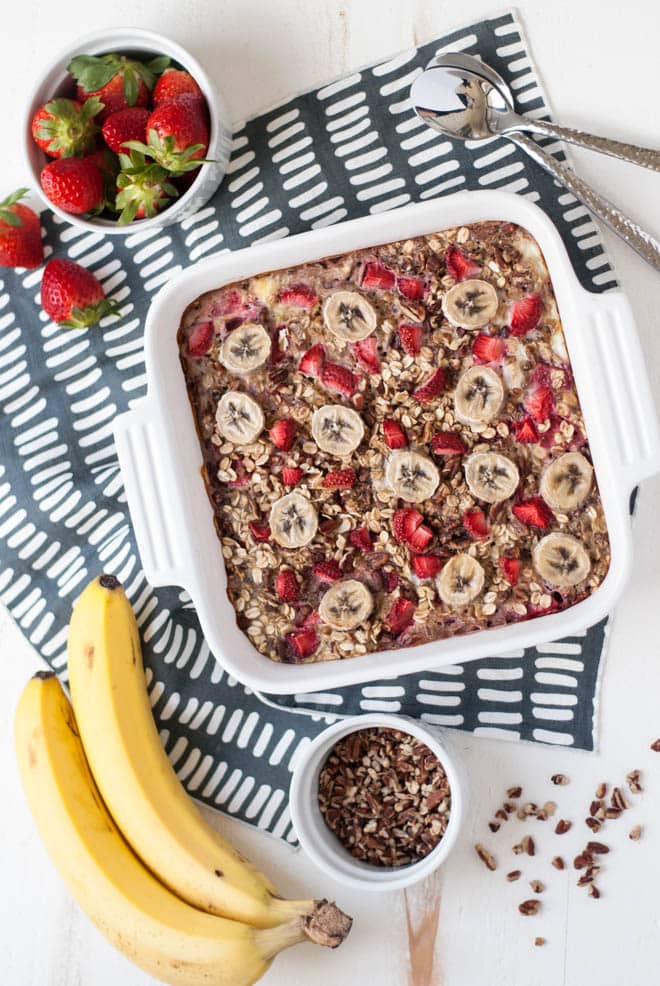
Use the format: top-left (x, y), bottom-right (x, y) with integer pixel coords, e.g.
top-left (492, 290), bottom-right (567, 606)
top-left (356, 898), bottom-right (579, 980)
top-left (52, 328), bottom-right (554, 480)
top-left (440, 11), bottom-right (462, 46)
top-left (475, 843), bottom-right (497, 871)
top-left (530, 880), bottom-right (544, 894)
top-left (551, 856), bottom-right (565, 870)
top-left (488, 821), bottom-right (500, 833)
top-left (507, 870), bottom-right (522, 882)
top-left (588, 884), bottom-right (601, 899)
top-left (507, 785), bottom-right (522, 799)
top-left (586, 817), bottom-right (601, 832)
top-left (551, 773), bottom-right (569, 785)
top-left (650, 739), bottom-right (660, 752)
top-left (586, 841), bottom-right (609, 855)
top-left (519, 899), bottom-right (541, 916)
top-left (626, 770), bottom-right (642, 794)
top-left (611, 787), bottom-right (628, 811)
top-left (629, 825), bottom-right (642, 841)
top-left (595, 782), bottom-right (607, 799)
top-left (555, 819), bottom-right (572, 835)
top-left (534, 937), bottom-right (546, 946)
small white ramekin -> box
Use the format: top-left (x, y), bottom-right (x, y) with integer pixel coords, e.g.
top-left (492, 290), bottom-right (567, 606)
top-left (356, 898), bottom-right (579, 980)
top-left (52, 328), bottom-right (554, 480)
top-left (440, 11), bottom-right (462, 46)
top-left (23, 27), bottom-right (232, 234)
top-left (289, 713), bottom-right (464, 892)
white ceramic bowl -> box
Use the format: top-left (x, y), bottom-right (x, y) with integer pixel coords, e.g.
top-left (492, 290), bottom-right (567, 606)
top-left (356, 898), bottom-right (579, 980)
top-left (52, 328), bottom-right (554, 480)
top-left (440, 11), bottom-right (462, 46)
top-left (24, 27), bottom-right (232, 233)
top-left (289, 713), bottom-right (464, 892)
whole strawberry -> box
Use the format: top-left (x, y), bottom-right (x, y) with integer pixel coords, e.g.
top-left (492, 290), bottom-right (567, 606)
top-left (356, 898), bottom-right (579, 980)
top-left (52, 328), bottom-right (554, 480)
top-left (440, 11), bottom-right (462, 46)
top-left (31, 97), bottom-right (103, 158)
top-left (68, 52), bottom-right (170, 122)
top-left (102, 107), bottom-right (150, 153)
top-left (41, 258), bottom-right (118, 328)
top-left (115, 150), bottom-right (178, 224)
top-left (40, 156), bottom-right (104, 215)
top-left (0, 189), bottom-right (43, 269)
top-left (153, 68), bottom-right (204, 107)
top-left (124, 95), bottom-right (209, 174)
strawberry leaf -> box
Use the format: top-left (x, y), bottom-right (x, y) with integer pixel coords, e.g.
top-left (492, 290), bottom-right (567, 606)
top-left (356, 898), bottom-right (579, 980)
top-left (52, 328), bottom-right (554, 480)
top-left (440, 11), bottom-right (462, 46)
top-left (67, 54), bottom-right (117, 92)
top-left (122, 68), bottom-right (139, 107)
top-left (59, 298), bottom-right (120, 329)
top-left (0, 188), bottom-right (29, 226)
top-left (146, 55), bottom-right (171, 76)
top-left (80, 96), bottom-right (105, 121)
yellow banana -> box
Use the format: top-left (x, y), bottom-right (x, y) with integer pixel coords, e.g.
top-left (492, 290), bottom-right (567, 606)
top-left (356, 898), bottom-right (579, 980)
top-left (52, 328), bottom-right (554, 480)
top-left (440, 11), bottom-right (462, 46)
top-left (66, 575), bottom-right (341, 930)
top-left (14, 673), bottom-right (349, 986)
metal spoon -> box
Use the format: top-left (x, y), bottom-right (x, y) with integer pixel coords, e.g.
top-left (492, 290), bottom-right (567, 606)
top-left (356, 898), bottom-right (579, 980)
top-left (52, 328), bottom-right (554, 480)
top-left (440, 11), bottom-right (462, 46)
top-left (410, 55), bottom-right (660, 272)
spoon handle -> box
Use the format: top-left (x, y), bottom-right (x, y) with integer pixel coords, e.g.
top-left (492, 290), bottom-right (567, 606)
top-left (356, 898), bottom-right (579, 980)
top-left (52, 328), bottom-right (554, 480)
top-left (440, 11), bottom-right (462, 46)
top-left (510, 132), bottom-right (660, 272)
top-left (520, 120), bottom-right (660, 173)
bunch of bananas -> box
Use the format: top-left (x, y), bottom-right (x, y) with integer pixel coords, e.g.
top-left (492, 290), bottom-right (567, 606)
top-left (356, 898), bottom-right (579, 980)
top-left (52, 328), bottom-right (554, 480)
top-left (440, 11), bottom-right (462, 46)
top-left (14, 575), bottom-right (352, 986)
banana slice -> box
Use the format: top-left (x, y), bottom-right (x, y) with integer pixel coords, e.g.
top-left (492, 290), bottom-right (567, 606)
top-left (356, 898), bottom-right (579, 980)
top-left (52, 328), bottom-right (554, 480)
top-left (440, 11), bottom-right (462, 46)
top-left (219, 323), bottom-right (271, 374)
top-left (323, 291), bottom-right (377, 341)
top-left (269, 492), bottom-right (318, 549)
top-left (540, 452), bottom-right (593, 512)
top-left (437, 553), bottom-right (485, 607)
top-left (454, 366), bottom-right (504, 427)
top-left (385, 450), bottom-right (440, 503)
top-left (215, 391), bottom-right (264, 444)
top-left (318, 579), bottom-right (373, 631)
top-left (533, 532), bottom-right (591, 587)
top-left (442, 279), bottom-right (499, 328)
top-left (311, 405), bottom-right (365, 456)
top-left (464, 451), bottom-right (520, 504)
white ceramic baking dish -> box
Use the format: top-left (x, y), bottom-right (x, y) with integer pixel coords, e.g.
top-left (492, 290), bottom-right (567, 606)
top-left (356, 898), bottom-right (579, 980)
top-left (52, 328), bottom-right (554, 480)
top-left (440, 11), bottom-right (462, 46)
top-left (114, 191), bottom-right (660, 695)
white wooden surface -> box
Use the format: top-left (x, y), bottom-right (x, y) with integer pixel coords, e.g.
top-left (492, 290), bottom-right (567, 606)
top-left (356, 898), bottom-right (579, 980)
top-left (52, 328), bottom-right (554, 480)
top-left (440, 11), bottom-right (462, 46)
top-left (2, 2), bottom-right (660, 984)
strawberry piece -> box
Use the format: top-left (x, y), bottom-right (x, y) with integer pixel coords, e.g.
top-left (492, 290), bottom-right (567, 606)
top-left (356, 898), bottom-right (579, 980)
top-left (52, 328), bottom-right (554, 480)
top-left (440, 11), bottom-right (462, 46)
top-left (362, 261), bottom-right (396, 290)
top-left (524, 384), bottom-right (554, 423)
top-left (392, 508), bottom-right (423, 543)
top-left (431, 431), bottom-right (466, 456)
top-left (212, 289), bottom-right (261, 321)
top-left (512, 415), bottom-right (539, 443)
top-left (320, 362), bottom-right (359, 397)
top-left (269, 418), bottom-right (296, 451)
top-left (123, 94), bottom-right (209, 175)
top-left (407, 524), bottom-right (433, 552)
top-left (301, 609), bottom-right (321, 627)
top-left (0, 190), bottom-right (43, 270)
top-left (153, 68), bottom-right (205, 108)
top-left (397, 275), bottom-right (426, 301)
top-left (31, 97), bottom-right (101, 159)
top-left (352, 336), bottom-right (380, 373)
top-left (512, 497), bottom-right (555, 529)
top-left (275, 568), bottom-right (299, 602)
top-left (187, 321), bottom-right (214, 356)
top-left (382, 568), bottom-right (399, 593)
top-left (349, 527), bottom-right (373, 551)
top-left (509, 293), bottom-right (543, 336)
top-left (472, 333), bottom-right (506, 363)
top-left (463, 508), bottom-right (489, 540)
top-left (282, 466), bottom-right (303, 487)
top-left (445, 244), bottom-right (480, 281)
top-left (40, 156), bottom-right (104, 215)
top-left (385, 597), bottom-right (416, 635)
top-left (412, 554), bottom-right (443, 579)
top-left (527, 596), bottom-right (561, 618)
top-left (286, 628), bottom-right (319, 659)
top-left (102, 107), bottom-right (149, 153)
top-left (248, 521), bottom-right (271, 542)
top-left (322, 468), bottom-right (356, 489)
top-left (383, 419), bottom-right (407, 449)
top-left (298, 343), bottom-right (325, 377)
top-left (413, 367), bottom-right (446, 403)
top-left (278, 284), bottom-right (318, 308)
top-left (314, 560), bottom-right (342, 583)
top-left (114, 148), bottom-right (178, 224)
top-left (228, 462), bottom-right (250, 488)
top-left (499, 556), bottom-right (520, 586)
top-left (40, 258), bottom-right (118, 328)
top-left (399, 323), bottom-right (423, 356)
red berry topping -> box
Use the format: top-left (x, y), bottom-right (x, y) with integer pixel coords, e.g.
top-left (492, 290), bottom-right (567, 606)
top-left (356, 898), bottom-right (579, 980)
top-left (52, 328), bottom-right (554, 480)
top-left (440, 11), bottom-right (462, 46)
top-left (187, 320), bottom-right (213, 357)
top-left (298, 343), bottom-right (325, 377)
top-left (278, 284), bottom-right (318, 308)
top-left (413, 367), bottom-right (446, 402)
top-left (322, 468), bottom-right (356, 489)
top-left (407, 524), bottom-right (433, 552)
top-left (399, 323), bottom-right (423, 356)
top-left (512, 497), bottom-right (555, 529)
top-left (524, 384), bottom-right (554, 423)
top-left (352, 336), bottom-right (380, 373)
top-left (509, 293), bottom-right (543, 336)
top-left (392, 508), bottom-right (423, 543)
top-left (275, 568), bottom-right (299, 602)
top-left (412, 554), bottom-right (443, 579)
top-left (153, 68), bottom-right (204, 108)
top-left (0, 190), bottom-right (43, 270)
top-left (445, 244), bottom-right (480, 281)
top-left (320, 362), bottom-right (359, 397)
top-left (314, 559), bottom-right (342, 583)
top-left (269, 417), bottom-right (296, 451)
top-left (397, 275), bottom-right (425, 301)
top-left (286, 628), bottom-right (319, 659)
top-left (282, 466), bottom-right (303, 486)
top-left (248, 521), bottom-right (271, 542)
top-left (463, 508), bottom-right (489, 540)
top-left (361, 261), bottom-right (396, 290)
top-left (472, 333), bottom-right (506, 363)
top-left (383, 419), bottom-right (408, 449)
top-left (301, 609), bottom-right (321, 627)
top-left (385, 597), bottom-right (416, 635)
top-left (382, 568), bottom-right (399, 593)
top-left (431, 431), bottom-right (467, 456)
top-left (499, 556), bottom-right (520, 586)
top-left (350, 527), bottom-right (373, 552)
top-left (512, 415), bottom-right (539, 443)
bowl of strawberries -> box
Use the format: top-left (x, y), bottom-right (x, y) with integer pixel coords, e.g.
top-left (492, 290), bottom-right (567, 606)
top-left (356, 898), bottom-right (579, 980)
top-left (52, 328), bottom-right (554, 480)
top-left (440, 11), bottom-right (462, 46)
top-left (24, 27), bottom-right (232, 232)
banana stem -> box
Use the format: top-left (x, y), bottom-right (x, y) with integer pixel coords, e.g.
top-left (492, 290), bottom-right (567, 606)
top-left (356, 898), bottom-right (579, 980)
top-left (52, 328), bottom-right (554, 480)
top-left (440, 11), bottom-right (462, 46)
top-left (256, 900), bottom-right (352, 957)
top-left (254, 917), bottom-right (306, 961)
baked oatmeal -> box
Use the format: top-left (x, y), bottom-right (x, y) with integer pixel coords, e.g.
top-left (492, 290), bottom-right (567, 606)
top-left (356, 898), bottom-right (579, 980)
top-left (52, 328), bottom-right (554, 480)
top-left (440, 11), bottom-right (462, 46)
top-left (177, 221), bottom-right (611, 664)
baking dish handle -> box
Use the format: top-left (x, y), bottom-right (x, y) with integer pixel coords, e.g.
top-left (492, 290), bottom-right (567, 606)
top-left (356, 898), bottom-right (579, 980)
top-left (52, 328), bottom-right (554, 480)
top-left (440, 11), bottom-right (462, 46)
top-left (581, 290), bottom-right (660, 494)
top-left (114, 399), bottom-right (186, 588)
